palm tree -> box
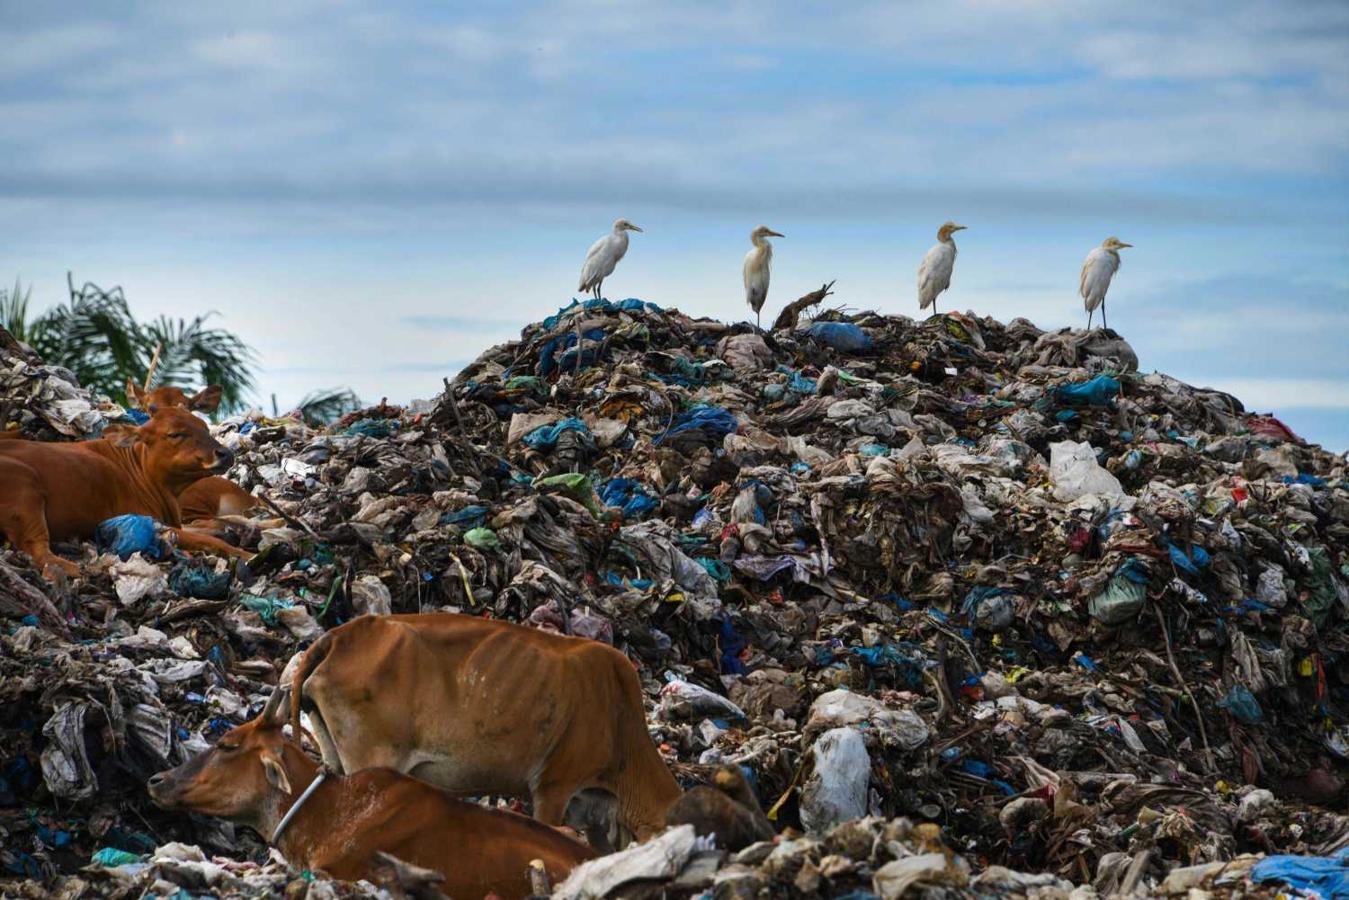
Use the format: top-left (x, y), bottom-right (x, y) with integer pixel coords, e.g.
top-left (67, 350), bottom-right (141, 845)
top-left (295, 387), bottom-right (362, 426)
top-left (0, 274), bottom-right (257, 415)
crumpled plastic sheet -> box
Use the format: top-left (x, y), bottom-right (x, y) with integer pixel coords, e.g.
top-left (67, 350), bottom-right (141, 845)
top-left (40, 703), bottom-right (98, 801)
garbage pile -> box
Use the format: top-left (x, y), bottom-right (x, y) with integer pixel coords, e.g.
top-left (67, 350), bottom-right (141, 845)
top-left (4, 299), bottom-right (1349, 899)
top-left (0, 324), bottom-right (122, 439)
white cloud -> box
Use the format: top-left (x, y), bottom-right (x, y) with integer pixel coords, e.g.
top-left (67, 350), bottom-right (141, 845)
top-left (192, 31), bottom-right (285, 68)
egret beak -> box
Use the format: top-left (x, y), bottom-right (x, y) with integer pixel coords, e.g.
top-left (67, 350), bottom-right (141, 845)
top-left (952, 224), bottom-right (967, 232)
top-left (767, 230), bottom-right (785, 238)
top-left (1118, 241), bottom-right (1132, 248)
top-left (627, 224), bottom-right (644, 232)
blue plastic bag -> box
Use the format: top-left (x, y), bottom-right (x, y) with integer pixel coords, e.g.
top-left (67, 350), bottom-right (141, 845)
top-left (1217, 684), bottom-right (1263, 724)
top-left (1167, 542), bottom-right (1210, 575)
top-left (343, 418), bottom-right (397, 438)
top-left (599, 478), bottom-right (660, 519)
top-left (1252, 851), bottom-right (1349, 899)
top-left (1053, 375), bottom-right (1121, 407)
top-left (522, 418), bottom-right (589, 450)
top-left (441, 505), bottom-right (489, 528)
top-left (168, 559), bottom-right (232, 600)
top-left (656, 406), bottom-right (739, 445)
top-left (94, 515), bottom-right (164, 561)
top-left (806, 321), bottom-right (874, 353)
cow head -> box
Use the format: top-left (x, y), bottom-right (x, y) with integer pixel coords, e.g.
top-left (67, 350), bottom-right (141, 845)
top-left (113, 406), bottom-right (235, 495)
top-left (126, 379), bottom-right (223, 414)
top-left (148, 691), bottom-right (299, 829)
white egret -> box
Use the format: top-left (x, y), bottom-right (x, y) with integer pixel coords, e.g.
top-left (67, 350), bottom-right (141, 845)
top-left (577, 218), bottom-right (643, 300)
top-left (743, 225), bottom-right (783, 329)
top-left (1080, 236), bottom-right (1133, 330)
top-left (917, 221), bottom-right (966, 315)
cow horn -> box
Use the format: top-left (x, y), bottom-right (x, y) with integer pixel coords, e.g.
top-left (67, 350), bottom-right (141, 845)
top-left (261, 686), bottom-right (290, 725)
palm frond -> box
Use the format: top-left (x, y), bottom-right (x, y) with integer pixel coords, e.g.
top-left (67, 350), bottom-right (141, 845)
top-left (5, 274), bottom-right (258, 415)
top-left (0, 278), bottom-right (34, 341)
top-left (295, 387), bottom-right (362, 426)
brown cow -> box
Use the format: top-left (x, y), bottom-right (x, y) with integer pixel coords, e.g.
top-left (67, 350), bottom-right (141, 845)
top-left (287, 613), bottom-right (682, 847)
top-left (147, 702), bottom-right (592, 897)
top-left (0, 405), bottom-right (247, 576)
top-left (125, 380), bottom-right (258, 522)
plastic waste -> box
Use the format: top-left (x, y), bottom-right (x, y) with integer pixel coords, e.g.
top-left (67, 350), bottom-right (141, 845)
top-left (1049, 440), bottom-right (1125, 502)
top-left (800, 726), bottom-right (871, 833)
top-left (807, 322), bottom-right (874, 353)
top-left (94, 514), bottom-right (164, 561)
top-left (1053, 375), bottom-right (1120, 407)
top-left (659, 679), bottom-right (746, 721)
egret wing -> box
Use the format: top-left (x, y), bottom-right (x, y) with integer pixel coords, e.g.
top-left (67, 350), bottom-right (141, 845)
top-left (578, 235), bottom-right (611, 291)
top-left (917, 243), bottom-right (952, 310)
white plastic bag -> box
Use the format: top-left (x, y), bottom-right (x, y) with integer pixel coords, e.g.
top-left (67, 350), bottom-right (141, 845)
top-left (1049, 440), bottom-right (1124, 502)
top-left (658, 679), bottom-right (745, 722)
top-left (800, 726), bottom-right (870, 832)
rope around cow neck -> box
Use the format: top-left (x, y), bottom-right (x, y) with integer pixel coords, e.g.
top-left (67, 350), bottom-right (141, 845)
top-left (271, 769), bottom-right (328, 845)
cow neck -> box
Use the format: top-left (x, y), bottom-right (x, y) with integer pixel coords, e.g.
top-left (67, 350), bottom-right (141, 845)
top-left (262, 745), bottom-right (327, 861)
top-left (105, 439), bottom-right (185, 526)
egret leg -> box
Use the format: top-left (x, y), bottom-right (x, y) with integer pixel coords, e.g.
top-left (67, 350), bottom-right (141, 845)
top-left (756, 311), bottom-right (761, 330)
top-left (1102, 302), bottom-right (1108, 332)
top-left (1087, 308), bottom-right (1094, 330)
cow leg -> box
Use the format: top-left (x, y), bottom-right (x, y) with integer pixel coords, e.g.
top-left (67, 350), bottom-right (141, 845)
top-left (306, 708), bottom-right (348, 775)
top-left (170, 527), bottom-right (253, 560)
top-left (532, 784), bottom-right (576, 826)
top-left (0, 466), bottom-right (77, 578)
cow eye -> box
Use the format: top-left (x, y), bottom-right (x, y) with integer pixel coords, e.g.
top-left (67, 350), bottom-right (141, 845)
top-left (217, 741), bottom-right (239, 752)
top-left (168, 432), bottom-right (188, 440)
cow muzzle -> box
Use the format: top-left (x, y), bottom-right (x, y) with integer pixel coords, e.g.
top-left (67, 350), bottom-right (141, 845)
top-left (146, 770), bottom-right (177, 806)
top-left (210, 448), bottom-right (235, 474)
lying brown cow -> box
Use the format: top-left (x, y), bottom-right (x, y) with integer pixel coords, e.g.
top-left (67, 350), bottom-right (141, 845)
top-left (125, 380), bottom-right (259, 522)
top-left (148, 696), bottom-right (592, 897)
top-left (0, 405), bottom-right (247, 576)
top-left (288, 613), bottom-right (682, 847)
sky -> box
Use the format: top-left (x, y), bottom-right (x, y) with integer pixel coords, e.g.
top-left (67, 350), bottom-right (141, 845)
top-left (3, 1), bottom-right (1348, 449)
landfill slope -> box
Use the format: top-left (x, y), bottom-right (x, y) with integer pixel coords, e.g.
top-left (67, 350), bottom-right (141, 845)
top-left (1, 302), bottom-right (1348, 898)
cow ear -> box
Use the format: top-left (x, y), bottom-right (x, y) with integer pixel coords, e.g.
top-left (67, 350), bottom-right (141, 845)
top-left (126, 379), bottom-right (145, 409)
top-left (188, 385), bottom-right (222, 413)
top-left (261, 752), bottom-right (293, 795)
top-left (105, 424), bottom-right (142, 448)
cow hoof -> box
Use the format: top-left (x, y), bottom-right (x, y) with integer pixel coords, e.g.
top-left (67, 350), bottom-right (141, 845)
top-left (42, 557), bottom-right (80, 581)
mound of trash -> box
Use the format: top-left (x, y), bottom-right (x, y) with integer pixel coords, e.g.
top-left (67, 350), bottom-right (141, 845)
top-left (2, 301), bottom-right (1349, 899)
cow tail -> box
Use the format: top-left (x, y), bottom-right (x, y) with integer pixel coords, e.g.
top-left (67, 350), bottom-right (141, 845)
top-left (291, 629), bottom-right (336, 743)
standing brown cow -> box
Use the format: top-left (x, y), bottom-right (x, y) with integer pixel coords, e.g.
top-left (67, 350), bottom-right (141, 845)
top-left (286, 613), bottom-right (682, 847)
top-left (0, 406), bottom-right (246, 576)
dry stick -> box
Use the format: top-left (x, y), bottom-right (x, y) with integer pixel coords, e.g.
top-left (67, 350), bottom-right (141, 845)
top-left (527, 859), bottom-right (551, 898)
top-left (1119, 848), bottom-right (1152, 895)
top-left (574, 315), bottom-right (584, 378)
top-left (440, 377), bottom-right (466, 434)
top-left (1153, 602), bottom-right (1215, 774)
top-left (142, 343), bottom-right (163, 393)
top-left (256, 493), bottom-right (322, 542)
